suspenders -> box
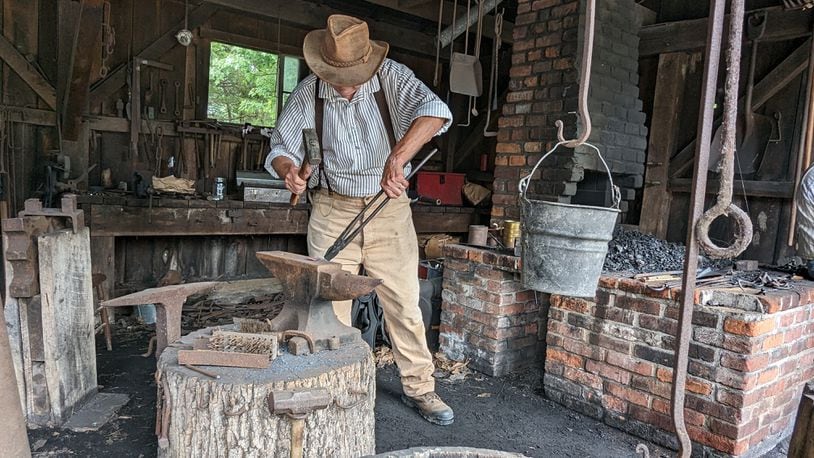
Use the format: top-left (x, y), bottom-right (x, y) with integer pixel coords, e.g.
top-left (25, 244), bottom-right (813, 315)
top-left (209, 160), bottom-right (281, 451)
top-left (312, 74), bottom-right (396, 193)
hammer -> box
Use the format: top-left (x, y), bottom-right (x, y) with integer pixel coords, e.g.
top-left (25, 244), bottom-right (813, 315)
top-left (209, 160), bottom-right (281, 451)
top-left (290, 128), bottom-right (322, 206)
top-left (268, 388), bottom-right (332, 458)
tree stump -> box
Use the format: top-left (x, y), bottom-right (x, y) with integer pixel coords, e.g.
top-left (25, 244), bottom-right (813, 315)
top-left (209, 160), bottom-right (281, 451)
top-left (156, 326), bottom-right (376, 457)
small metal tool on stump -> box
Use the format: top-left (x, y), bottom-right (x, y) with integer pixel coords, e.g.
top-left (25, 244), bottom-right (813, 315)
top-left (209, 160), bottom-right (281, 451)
top-left (268, 389), bottom-right (332, 458)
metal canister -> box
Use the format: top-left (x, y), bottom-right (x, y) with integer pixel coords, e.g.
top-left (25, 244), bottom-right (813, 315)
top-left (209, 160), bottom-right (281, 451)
top-left (503, 220), bottom-right (521, 248)
top-left (213, 177), bottom-right (226, 200)
top-left (468, 225), bottom-right (488, 247)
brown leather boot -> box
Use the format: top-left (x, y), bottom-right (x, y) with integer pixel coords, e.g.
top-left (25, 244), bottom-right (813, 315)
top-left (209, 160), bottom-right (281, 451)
top-left (401, 392), bottom-right (454, 426)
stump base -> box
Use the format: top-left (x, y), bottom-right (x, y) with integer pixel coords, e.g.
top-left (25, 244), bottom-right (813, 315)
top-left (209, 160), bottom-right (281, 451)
top-left (157, 326), bottom-right (376, 457)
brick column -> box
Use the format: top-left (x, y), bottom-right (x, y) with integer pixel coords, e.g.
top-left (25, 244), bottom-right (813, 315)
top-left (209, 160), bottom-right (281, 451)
top-left (493, 0), bottom-right (647, 222)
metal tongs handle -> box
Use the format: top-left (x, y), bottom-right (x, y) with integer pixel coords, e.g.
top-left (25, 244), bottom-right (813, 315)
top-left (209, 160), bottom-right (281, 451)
top-left (324, 148), bottom-right (439, 261)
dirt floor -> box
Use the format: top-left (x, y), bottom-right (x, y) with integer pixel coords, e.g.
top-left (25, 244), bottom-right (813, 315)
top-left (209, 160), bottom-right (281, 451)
top-left (24, 325), bottom-right (788, 457)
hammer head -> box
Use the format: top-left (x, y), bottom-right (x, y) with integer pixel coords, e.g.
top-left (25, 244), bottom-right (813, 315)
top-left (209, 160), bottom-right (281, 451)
top-left (302, 128), bottom-right (322, 167)
top-left (268, 388), bottom-right (332, 417)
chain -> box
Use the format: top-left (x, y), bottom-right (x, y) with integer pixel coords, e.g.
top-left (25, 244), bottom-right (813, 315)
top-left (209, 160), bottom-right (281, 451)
top-left (100, 0), bottom-right (116, 78)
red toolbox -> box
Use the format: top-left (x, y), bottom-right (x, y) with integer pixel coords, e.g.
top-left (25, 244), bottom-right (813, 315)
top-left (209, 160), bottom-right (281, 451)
top-left (414, 172), bottom-right (466, 206)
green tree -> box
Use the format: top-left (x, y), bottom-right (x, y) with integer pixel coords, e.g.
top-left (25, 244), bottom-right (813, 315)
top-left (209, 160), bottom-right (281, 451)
top-left (208, 42), bottom-right (279, 126)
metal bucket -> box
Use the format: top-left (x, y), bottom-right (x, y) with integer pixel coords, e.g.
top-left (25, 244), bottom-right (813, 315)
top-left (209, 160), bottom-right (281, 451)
top-left (518, 142), bottom-right (620, 298)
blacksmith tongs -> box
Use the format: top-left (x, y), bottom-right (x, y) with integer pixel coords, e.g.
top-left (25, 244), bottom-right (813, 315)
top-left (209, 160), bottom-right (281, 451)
top-left (323, 148), bottom-right (438, 261)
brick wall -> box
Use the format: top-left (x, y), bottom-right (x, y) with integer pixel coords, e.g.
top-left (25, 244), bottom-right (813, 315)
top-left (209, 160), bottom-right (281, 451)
top-left (438, 244), bottom-right (543, 376)
top-left (544, 276), bottom-right (814, 456)
top-left (493, 0), bottom-right (647, 221)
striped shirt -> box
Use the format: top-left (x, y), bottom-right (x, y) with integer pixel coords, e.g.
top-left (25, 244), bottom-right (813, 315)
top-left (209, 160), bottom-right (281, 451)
top-left (264, 59), bottom-right (453, 197)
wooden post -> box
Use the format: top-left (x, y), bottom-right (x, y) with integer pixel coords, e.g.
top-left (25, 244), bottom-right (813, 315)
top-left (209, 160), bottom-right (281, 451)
top-left (639, 52), bottom-right (692, 238)
top-left (789, 382), bottom-right (814, 458)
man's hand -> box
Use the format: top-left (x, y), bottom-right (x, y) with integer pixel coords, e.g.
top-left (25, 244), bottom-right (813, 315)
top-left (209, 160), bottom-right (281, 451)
top-left (284, 163), bottom-right (312, 195)
top-left (381, 156), bottom-right (409, 198)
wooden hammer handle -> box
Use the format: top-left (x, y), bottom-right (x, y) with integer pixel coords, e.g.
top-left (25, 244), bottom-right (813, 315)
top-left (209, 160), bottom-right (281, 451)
top-left (289, 164), bottom-right (310, 206)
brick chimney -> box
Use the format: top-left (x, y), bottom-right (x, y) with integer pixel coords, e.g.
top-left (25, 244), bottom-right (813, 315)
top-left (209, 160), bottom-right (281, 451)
top-left (492, 0), bottom-right (647, 222)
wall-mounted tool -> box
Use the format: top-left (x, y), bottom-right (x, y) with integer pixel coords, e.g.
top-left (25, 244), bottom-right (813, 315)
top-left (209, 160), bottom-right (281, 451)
top-left (174, 81), bottom-right (182, 117)
top-left (129, 58), bottom-right (173, 161)
top-left (159, 79), bottom-right (169, 115)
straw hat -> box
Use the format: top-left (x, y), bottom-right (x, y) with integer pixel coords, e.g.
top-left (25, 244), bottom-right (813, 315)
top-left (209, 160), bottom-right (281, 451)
top-left (303, 15), bottom-right (389, 87)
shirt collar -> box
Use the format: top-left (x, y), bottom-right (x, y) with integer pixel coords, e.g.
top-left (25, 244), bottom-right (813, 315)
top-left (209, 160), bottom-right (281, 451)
top-left (318, 75), bottom-right (380, 102)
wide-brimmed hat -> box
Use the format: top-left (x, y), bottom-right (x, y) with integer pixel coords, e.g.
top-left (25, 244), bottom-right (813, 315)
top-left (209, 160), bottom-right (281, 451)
top-left (303, 15), bottom-right (389, 87)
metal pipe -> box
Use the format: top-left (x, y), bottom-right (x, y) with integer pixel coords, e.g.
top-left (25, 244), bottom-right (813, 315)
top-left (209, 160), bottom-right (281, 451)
top-left (0, 312), bottom-right (31, 457)
top-left (670, 0), bottom-right (728, 455)
top-left (439, 0), bottom-right (502, 48)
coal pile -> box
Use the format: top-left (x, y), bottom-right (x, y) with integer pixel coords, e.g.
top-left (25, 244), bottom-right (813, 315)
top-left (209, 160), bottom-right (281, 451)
top-left (603, 227), bottom-right (727, 274)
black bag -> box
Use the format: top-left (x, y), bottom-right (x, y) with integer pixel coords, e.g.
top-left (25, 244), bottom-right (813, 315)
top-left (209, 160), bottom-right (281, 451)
top-left (351, 291), bottom-right (389, 348)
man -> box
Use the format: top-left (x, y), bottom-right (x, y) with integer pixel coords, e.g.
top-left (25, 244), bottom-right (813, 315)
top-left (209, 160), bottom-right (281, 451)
top-left (797, 164), bottom-right (814, 278)
top-left (265, 14), bottom-right (454, 426)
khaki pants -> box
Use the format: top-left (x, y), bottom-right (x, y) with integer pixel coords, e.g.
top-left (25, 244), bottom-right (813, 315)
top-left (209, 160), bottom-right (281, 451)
top-left (307, 190), bottom-right (435, 397)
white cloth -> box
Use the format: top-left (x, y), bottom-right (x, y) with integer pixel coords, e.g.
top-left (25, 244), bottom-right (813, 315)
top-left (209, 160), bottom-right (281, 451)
top-left (265, 59), bottom-right (452, 197)
top-left (797, 165), bottom-right (814, 259)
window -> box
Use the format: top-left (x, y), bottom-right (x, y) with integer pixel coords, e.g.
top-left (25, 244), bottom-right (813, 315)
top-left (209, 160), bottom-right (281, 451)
top-left (208, 42), bottom-right (302, 127)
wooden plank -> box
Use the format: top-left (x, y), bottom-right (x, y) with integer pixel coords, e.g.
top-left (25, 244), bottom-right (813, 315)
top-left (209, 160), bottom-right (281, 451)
top-left (640, 53), bottom-right (691, 238)
top-left (413, 209), bottom-right (474, 233)
top-left (0, 34), bottom-right (56, 109)
top-left (89, 3), bottom-right (218, 100)
top-left (668, 178), bottom-right (794, 199)
top-left (88, 115), bottom-right (176, 134)
top-left (670, 39), bottom-right (811, 178)
top-left (205, 0), bottom-right (437, 57)
top-left (89, 205), bottom-right (310, 236)
top-left (177, 349), bottom-right (269, 368)
top-left (62, 0), bottom-right (104, 141)
top-left (640, 6), bottom-right (813, 57)
top-left (199, 27), bottom-right (303, 57)
top-left (0, 105), bottom-right (56, 125)
top-left (37, 228), bottom-right (97, 424)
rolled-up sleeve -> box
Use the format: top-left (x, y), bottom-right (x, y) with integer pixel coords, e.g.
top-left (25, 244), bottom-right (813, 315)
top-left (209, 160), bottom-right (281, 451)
top-left (264, 78), bottom-right (314, 178)
top-left (380, 60), bottom-right (453, 138)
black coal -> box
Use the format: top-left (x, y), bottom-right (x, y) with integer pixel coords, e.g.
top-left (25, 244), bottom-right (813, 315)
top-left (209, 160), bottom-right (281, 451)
top-left (603, 227), bottom-right (729, 274)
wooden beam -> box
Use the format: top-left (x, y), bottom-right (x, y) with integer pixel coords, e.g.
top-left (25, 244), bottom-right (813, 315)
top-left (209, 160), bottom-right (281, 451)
top-left (640, 53), bottom-right (691, 238)
top-left (670, 39), bottom-right (811, 178)
top-left (0, 34), bottom-right (56, 109)
top-left (62, 0), bottom-right (104, 141)
top-left (204, 0), bottom-right (437, 57)
top-left (362, 0), bottom-right (514, 43)
top-left (640, 6), bottom-right (812, 57)
top-left (0, 105), bottom-right (56, 126)
top-left (199, 27), bottom-right (303, 57)
top-left (89, 3), bottom-right (219, 100)
top-left (669, 178), bottom-right (794, 199)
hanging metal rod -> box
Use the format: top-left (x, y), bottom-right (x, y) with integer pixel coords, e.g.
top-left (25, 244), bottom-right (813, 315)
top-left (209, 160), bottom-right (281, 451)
top-left (439, 0), bottom-right (502, 47)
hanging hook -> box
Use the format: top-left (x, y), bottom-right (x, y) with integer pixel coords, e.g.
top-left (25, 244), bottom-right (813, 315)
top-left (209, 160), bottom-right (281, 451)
top-left (695, 0), bottom-right (753, 259)
top-left (554, 0), bottom-right (596, 148)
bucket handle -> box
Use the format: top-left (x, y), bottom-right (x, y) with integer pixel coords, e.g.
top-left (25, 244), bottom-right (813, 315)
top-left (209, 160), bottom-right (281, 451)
top-left (518, 141), bottom-right (621, 209)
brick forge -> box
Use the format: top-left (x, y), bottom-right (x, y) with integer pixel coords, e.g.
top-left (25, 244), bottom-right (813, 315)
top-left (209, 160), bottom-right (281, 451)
top-left (544, 276), bottom-right (814, 457)
top-left (438, 244), bottom-right (543, 376)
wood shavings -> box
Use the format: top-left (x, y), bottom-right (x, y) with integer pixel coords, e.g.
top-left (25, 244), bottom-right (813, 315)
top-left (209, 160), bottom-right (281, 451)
top-left (374, 346), bottom-right (395, 368)
top-left (433, 352), bottom-right (470, 381)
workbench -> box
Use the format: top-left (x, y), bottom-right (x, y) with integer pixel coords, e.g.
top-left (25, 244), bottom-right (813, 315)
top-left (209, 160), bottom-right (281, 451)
top-left (77, 194), bottom-right (476, 236)
top-left (75, 194), bottom-right (477, 297)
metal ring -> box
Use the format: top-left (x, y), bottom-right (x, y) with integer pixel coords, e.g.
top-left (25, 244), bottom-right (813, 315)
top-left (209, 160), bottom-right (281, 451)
top-left (695, 203), bottom-right (753, 259)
